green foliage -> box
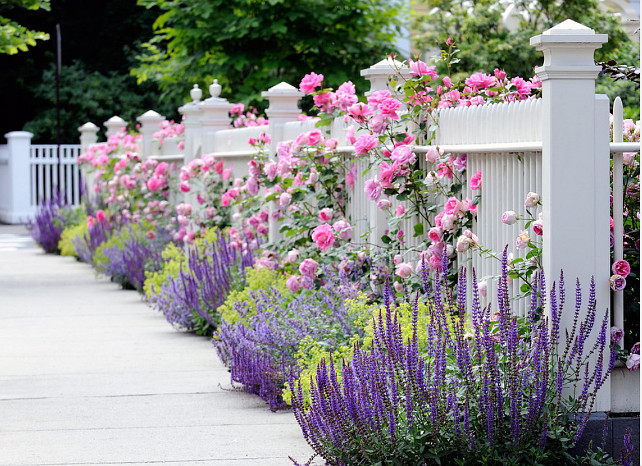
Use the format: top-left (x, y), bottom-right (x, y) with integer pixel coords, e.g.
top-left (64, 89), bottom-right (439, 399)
top-left (217, 266), bottom-right (287, 324)
top-left (0, 1), bottom-right (50, 54)
top-left (412, 0), bottom-right (637, 84)
top-left (133, 0), bottom-right (404, 105)
top-left (143, 242), bottom-right (186, 300)
top-left (22, 60), bottom-right (176, 142)
top-left (58, 220), bottom-right (86, 258)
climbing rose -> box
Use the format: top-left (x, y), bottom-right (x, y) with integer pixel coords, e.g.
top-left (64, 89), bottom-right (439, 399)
top-left (515, 230), bottom-right (530, 249)
top-left (610, 274), bottom-right (626, 291)
top-left (395, 262), bottom-right (413, 279)
top-left (469, 171), bottom-right (482, 190)
top-left (626, 353), bottom-right (640, 371)
top-left (532, 219), bottom-right (543, 236)
top-left (286, 275), bottom-right (301, 293)
top-left (611, 326), bottom-right (624, 344)
top-left (311, 223), bottom-right (335, 252)
top-left (318, 208), bottom-right (333, 222)
top-left (525, 192), bottom-right (540, 208)
top-left (612, 259), bottom-right (631, 278)
top-left (299, 72), bottom-right (324, 94)
top-left (502, 211), bottom-right (518, 225)
top-left (354, 134), bottom-right (379, 156)
top-left (299, 258), bottom-right (319, 277)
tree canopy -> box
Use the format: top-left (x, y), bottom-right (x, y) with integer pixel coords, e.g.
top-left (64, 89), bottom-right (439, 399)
top-left (132, 0), bottom-right (405, 106)
top-left (0, 0), bottom-right (50, 54)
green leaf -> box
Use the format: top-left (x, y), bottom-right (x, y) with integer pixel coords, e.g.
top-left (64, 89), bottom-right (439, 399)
top-left (413, 223), bottom-right (424, 237)
top-left (381, 234), bottom-right (392, 244)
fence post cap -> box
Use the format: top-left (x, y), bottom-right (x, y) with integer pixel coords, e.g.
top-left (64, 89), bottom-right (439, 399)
top-left (136, 110), bottom-right (165, 123)
top-left (360, 57), bottom-right (408, 77)
top-left (4, 131), bottom-right (33, 140)
top-left (190, 84), bottom-right (203, 102)
top-left (262, 81), bottom-right (303, 97)
top-left (78, 122), bottom-right (99, 132)
top-left (530, 19), bottom-right (608, 47)
top-left (103, 115), bottom-right (127, 126)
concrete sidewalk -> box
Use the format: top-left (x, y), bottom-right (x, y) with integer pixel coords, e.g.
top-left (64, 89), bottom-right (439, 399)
top-left (0, 225), bottom-right (315, 465)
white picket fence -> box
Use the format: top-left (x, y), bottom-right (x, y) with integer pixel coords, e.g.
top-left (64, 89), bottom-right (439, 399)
top-left (2, 19), bottom-right (639, 412)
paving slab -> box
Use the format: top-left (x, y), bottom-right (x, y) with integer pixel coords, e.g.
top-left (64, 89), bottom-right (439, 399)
top-left (0, 226), bottom-right (315, 465)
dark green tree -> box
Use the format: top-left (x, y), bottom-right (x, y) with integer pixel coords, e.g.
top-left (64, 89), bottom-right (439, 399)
top-left (132, 0), bottom-right (405, 106)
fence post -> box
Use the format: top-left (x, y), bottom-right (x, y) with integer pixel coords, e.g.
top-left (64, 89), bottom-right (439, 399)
top-left (199, 79), bottom-right (233, 154)
top-left (78, 122), bottom-right (99, 152)
top-left (136, 110), bottom-right (165, 158)
top-left (178, 84), bottom-right (204, 164)
top-left (2, 131), bottom-right (33, 224)
top-left (262, 82), bottom-right (303, 242)
top-left (531, 20), bottom-right (611, 410)
top-left (104, 116), bottom-right (127, 139)
top-left (360, 58), bottom-right (411, 248)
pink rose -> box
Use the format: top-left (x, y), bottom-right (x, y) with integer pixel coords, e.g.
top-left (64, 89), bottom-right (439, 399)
top-left (610, 274), bottom-right (626, 291)
top-left (318, 208), bottom-right (333, 222)
top-left (390, 145), bottom-right (416, 166)
top-left (409, 59), bottom-right (437, 79)
top-left (354, 134), bottom-right (379, 156)
top-left (525, 192), bottom-right (540, 208)
top-left (279, 192), bottom-right (292, 207)
top-left (469, 171), bottom-right (482, 190)
top-left (379, 161), bottom-right (398, 187)
top-left (257, 223), bottom-right (268, 235)
top-left (377, 199), bottom-right (392, 210)
top-left (347, 102), bottom-right (373, 124)
top-left (299, 72), bottom-right (324, 94)
top-left (286, 275), bottom-right (301, 293)
top-left (611, 326), bottom-right (624, 344)
top-left (626, 353), bottom-right (640, 371)
top-left (478, 280), bottom-right (488, 298)
top-left (378, 98), bottom-right (403, 119)
top-left (502, 211), bottom-right (517, 225)
top-left (465, 72), bottom-right (496, 89)
top-left (311, 223), bottom-right (335, 252)
top-left (299, 258), bottom-right (319, 277)
top-left (95, 210), bottom-right (106, 223)
top-left (307, 129), bottom-right (323, 146)
top-left (612, 260), bottom-right (631, 278)
top-left (154, 162), bottom-right (168, 176)
top-left (245, 176), bottom-right (259, 196)
top-left (428, 227), bottom-right (443, 243)
top-left (396, 205), bottom-right (405, 217)
top-left (364, 178), bottom-right (382, 201)
top-left (425, 147), bottom-right (441, 163)
top-left (332, 219), bottom-right (352, 240)
top-left (147, 177), bottom-right (162, 192)
top-left (515, 230), bottom-right (530, 249)
top-left (532, 220), bottom-right (543, 236)
top-left (395, 262), bottom-right (413, 279)
top-left (443, 197), bottom-right (461, 215)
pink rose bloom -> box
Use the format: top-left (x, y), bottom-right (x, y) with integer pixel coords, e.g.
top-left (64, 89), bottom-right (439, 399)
top-left (307, 129), bottom-right (323, 146)
top-left (425, 147), bottom-right (441, 163)
top-left (442, 76), bottom-right (452, 88)
top-left (147, 177), bottom-right (162, 192)
top-left (612, 259), bottom-right (631, 278)
top-left (222, 168), bottom-right (232, 180)
top-left (395, 262), bottom-right (413, 279)
top-left (354, 134), bottom-right (379, 156)
top-left (428, 227), bottom-right (443, 243)
top-left (626, 353), bottom-right (640, 371)
top-left (347, 102), bottom-right (373, 124)
top-left (179, 181), bottom-right (190, 193)
top-left (364, 178), bottom-right (382, 201)
top-left (264, 162), bottom-right (278, 181)
top-left (469, 171), bottom-right (482, 190)
top-left (279, 192), bottom-right (292, 207)
top-left (154, 162), bottom-right (168, 176)
top-left (611, 326), bottom-right (624, 344)
top-left (390, 145), bottom-right (416, 166)
top-left (610, 274), bottom-right (626, 291)
top-left (511, 77), bottom-right (532, 96)
top-left (525, 192), bottom-right (540, 208)
top-left (299, 258), bottom-right (319, 277)
top-left (257, 223), bottom-right (268, 235)
top-left (286, 275), bottom-right (301, 293)
top-left (378, 98), bottom-right (403, 119)
top-left (502, 211), bottom-right (517, 225)
top-left (379, 161), bottom-right (398, 187)
top-left (515, 230), bottom-right (530, 249)
top-left (299, 72), bottom-right (324, 94)
top-left (478, 280), bottom-right (488, 298)
top-left (311, 223), bottom-right (335, 252)
top-left (377, 199), bottom-right (392, 210)
top-left (532, 220), bottom-right (543, 236)
top-left (441, 214), bottom-right (457, 231)
top-left (245, 176), bottom-right (259, 195)
top-left (345, 163), bottom-right (357, 188)
top-left (465, 72), bottom-right (496, 89)
top-left (367, 90), bottom-right (392, 109)
top-left (396, 205), bottom-right (405, 217)
top-left (332, 219), bottom-right (352, 240)
top-left (313, 92), bottom-right (334, 112)
top-left (443, 197), bottom-right (461, 215)
top-left (318, 208), bottom-right (333, 222)
top-left (409, 59), bottom-right (437, 79)
top-left (632, 342), bottom-right (640, 355)
top-left (95, 210), bottom-right (106, 223)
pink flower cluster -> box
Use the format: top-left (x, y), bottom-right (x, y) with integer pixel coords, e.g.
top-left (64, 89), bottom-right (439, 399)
top-left (152, 119), bottom-right (184, 144)
top-left (230, 104), bottom-right (268, 128)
